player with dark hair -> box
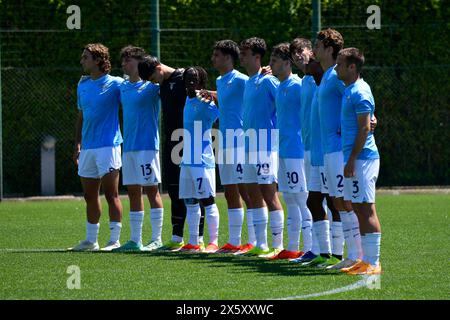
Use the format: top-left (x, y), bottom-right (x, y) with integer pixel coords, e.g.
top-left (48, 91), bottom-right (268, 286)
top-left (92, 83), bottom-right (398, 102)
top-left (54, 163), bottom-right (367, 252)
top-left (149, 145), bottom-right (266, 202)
top-left (239, 37), bottom-right (284, 258)
top-left (312, 28), bottom-right (362, 269)
top-left (70, 43), bottom-right (123, 251)
top-left (138, 56), bottom-right (206, 251)
top-left (112, 45), bottom-right (164, 252)
top-left (178, 67), bottom-right (220, 253)
top-left (199, 40), bottom-right (256, 254)
top-left (269, 42), bottom-right (308, 260)
top-left (288, 37), bottom-right (318, 262)
top-left (335, 47), bottom-right (382, 275)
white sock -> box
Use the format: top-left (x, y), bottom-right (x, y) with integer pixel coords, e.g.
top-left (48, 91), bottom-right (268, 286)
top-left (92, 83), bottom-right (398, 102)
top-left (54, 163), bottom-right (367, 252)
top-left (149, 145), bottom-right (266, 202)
top-left (205, 204), bottom-right (220, 245)
top-left (150, 208), bottom-right (164, 242)
top-left (86, 222), bottom-right (99, 244)
top-left (109, 221), bottom-right (122, 243)
top-left (186, 203), bottom-right (201, 245)
top-left (340, 211), bottom-right (357, 260)
top-left (311, 222), bottom-right (320, 255)
top-left (331, 221), bottom-right (344, 256)
top-left (297, 192), bottom-right (312, 252)
top-left (228, 208), bottom-right (244, 246)
top-left (253, 207), bottom-right (269, 250)
top-left (246, 208), bottom-right (257, 246)
top-left (129, 211), bottom-right (144, 244)
top-left (327, 207), bottom-right (333, 252)
top-left (362, 233), bottom-right (381, 266)
top-left (172, 235), bottom-right (183, 243)
top-left (270, 209), bottom-right (284, 250)
top-left (314, 220), bottom-right (331, 255)
top-left (283, 193), bottom-right (301, 252)
top-left (350, 211), bottom-right (363, 259)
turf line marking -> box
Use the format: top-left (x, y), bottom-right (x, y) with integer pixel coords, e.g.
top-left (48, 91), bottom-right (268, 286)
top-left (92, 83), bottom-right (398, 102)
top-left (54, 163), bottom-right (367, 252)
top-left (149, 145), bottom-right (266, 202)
top-left (270, 278), bottom-right (367, 300)
top-left (0, 248), bottom-right (68, 253)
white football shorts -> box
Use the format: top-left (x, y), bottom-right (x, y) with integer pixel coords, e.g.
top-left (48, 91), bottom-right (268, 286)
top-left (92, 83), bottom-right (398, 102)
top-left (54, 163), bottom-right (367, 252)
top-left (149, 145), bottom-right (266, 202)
top-left (179, 166), bottom-right (216, 199)
top-left (344, 159), bottom-right (380, 204)
top-left (78, 145), bottom-right (121, 179)
top-left (122, 150), bottom-right (161, 186)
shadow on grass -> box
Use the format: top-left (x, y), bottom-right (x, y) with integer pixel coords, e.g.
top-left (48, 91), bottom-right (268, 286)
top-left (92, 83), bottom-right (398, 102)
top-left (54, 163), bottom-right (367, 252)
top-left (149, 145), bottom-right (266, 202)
top-left (128, 250), bottom-right (344, 277)
top-left (0, 248), bottom-right (345, 277)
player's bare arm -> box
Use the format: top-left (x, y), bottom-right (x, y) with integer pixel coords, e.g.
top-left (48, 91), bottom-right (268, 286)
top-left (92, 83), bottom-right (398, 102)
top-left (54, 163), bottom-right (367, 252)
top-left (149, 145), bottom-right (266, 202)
top-left (344, 113), bottom-right (371, 178)
top-left (370, 115), bottom-right (377, 132)
top-left (73, 110), bottom-right (83, 165)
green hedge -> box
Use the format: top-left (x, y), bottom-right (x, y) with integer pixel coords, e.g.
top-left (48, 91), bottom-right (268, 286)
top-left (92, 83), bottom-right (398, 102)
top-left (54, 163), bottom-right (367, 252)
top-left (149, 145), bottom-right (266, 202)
top-left (1, 0), bottom-right (448, 195)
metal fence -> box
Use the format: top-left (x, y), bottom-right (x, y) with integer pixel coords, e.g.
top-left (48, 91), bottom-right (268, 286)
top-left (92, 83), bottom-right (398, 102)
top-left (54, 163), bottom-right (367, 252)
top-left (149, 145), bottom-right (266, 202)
top-left (1, 0), bottom-right (448, 197)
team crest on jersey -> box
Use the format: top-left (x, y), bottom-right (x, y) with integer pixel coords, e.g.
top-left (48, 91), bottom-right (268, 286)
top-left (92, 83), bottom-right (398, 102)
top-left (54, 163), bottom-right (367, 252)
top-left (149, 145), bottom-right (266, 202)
top-left (169, 82), bottom-right (176, 90)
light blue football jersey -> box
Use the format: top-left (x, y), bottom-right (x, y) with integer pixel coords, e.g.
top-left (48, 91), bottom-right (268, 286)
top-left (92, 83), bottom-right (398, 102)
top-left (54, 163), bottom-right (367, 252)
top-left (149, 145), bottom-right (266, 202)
top-left (341, 78), bottom-right (379, 162)
top-left (216, 69), bottom-right (248, 149)
top-left (242, 72), bottom-right (279, 153)
top-left (77, 74), bottom-right (123, 149)
top-left (276, 74), bottom-right (304, 159)
top-left (310, 90), bottom-right (325, 166)
top-left (181, 97), bottom-right (219, 168)
top-left (300, 75), bottom-right (317, 152)
top-left (317, 65), bottom-right (346, 154)
top-left (120, 80), bottom-right (160, 152)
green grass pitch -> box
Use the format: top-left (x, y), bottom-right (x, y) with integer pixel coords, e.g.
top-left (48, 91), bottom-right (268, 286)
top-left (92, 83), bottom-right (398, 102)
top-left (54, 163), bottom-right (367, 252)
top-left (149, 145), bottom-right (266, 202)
top-left (0, 194), bottom-right (448, 300)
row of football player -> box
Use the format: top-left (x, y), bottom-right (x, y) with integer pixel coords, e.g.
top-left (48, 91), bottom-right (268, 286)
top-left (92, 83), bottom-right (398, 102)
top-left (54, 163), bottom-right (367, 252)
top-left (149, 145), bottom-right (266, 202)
top-left (70, 29), bottom-right (381, 276)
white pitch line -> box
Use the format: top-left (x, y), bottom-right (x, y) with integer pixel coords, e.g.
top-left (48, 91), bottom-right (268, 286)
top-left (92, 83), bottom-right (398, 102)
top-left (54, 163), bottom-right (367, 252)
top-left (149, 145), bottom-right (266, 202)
top-left (270, 278), bottom-right (367, 300)
top-left (1, 248), bottom-right (371, 300)
top-left (0, 248), bottom-right (68, 253)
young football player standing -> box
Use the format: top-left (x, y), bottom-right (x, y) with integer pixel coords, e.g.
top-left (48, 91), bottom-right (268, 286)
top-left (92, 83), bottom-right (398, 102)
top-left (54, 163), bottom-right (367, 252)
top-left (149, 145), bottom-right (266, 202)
top-left (178, 67), bottom-right (220, 253)
top-left (313, 29), bottom-right (362, 269)
top-left (335, 48), bottom-right (382, 275)
top-left (239, 37), bottom-right (284, 258)
top-left (71, 43), bottom-right (123, 251)
top-left (112, 46), bottom-right (164, 252)
top-left (138, 56), bottom-right (207, 251)
top-left (208, 40), bottom-right (257, 254)
top-left (269, 42), bottom-right (307, 260)
top-left (289, 38), bottom-right (316, 259)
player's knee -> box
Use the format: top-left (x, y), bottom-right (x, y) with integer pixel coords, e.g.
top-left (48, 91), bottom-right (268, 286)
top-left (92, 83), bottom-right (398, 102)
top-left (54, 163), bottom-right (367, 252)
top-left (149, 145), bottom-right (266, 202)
top-left (167, 185), bottom-right (180, 200)
top-left (104, 192), bottom-right (120, 204)
top-left (283, 193), bottom-right (296, 206)
top-left (127, 188), bottom-right (141, 200)
top-left (184, 198), bottom-right (199, 206)
top-left (200, 196), bottom-right (215, 207)
top-left (343, 200), bottom-right (353, 212)
top-left (326, 195), bottom-right (337, 212)
top-left (83, 192), bottom-right (98, 203)
top-left (144, 185), bottom-right (159, 199)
